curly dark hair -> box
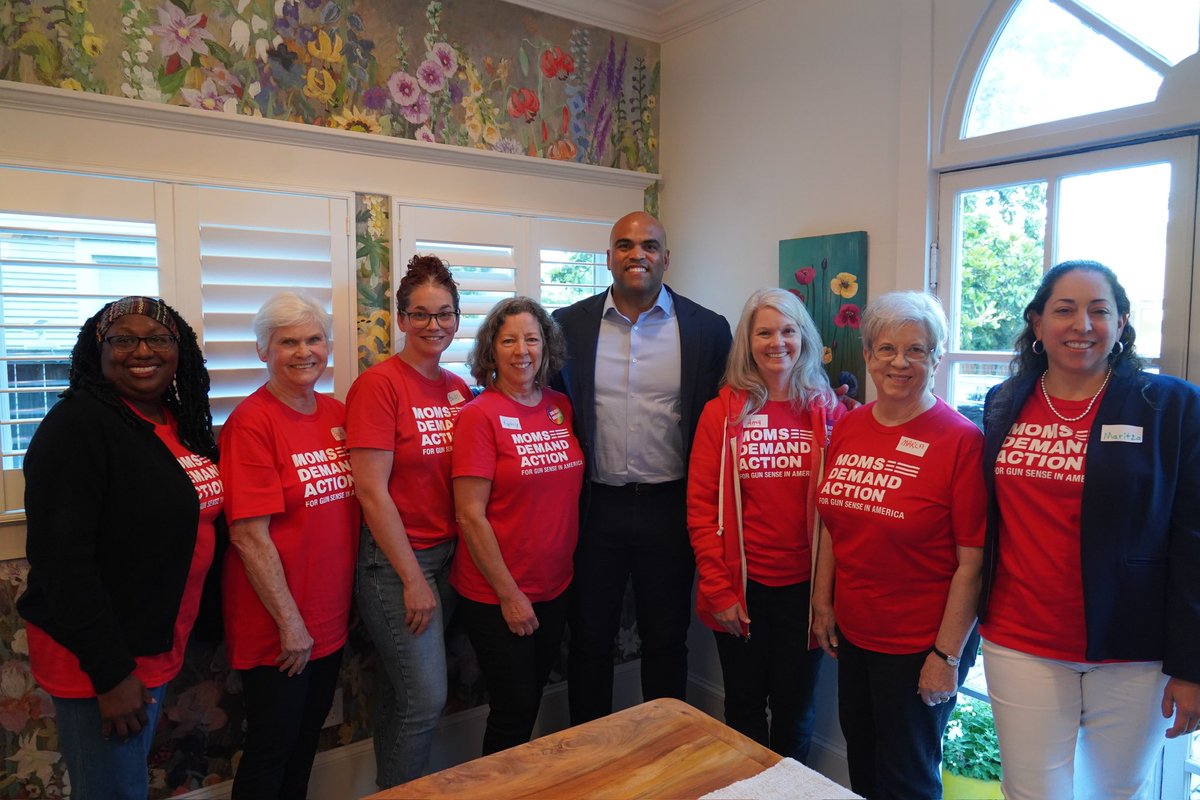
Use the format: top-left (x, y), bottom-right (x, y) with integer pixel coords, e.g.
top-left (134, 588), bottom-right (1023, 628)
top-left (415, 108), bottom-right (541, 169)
top-left (467, 296), bottom-right (566, 388)
top-left (67, 299), bottom-right (218, 461)
top-left (1011, 259), bottom-right (1142, 379)
top-left (397, 254), bottom-right (460, 314)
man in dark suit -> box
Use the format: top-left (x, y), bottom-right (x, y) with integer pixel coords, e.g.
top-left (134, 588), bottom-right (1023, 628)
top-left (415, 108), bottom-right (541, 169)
top-left (552, 211), bottom-right (732, 724)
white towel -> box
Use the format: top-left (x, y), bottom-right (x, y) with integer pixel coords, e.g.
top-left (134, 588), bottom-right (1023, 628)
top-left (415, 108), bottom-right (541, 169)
top-left (700, 758), bottom-right (863, 800)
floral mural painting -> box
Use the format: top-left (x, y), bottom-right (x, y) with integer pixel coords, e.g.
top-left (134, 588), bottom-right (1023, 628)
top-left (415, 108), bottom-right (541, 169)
top-left (0, 0), bottom-right (660, 174)
top-left (779, 231), bottom-right (868, 401)
top-left (356, 192), bottom-right (391, 371)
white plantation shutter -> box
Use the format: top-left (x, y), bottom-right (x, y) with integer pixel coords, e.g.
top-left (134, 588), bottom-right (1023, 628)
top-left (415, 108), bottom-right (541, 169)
top-left (181, 186), bottom-right (352, 427)
top-left (397, 206), bottom-right (526, 385)
top-left (0, 169), bottom-right (160, 514)
top-left (532, 217), bottom-right (610, 311)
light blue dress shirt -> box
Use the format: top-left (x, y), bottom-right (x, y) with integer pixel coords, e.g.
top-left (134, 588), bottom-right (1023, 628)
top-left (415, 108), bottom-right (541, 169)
top-left (592, 287), bottom-right (684, 485)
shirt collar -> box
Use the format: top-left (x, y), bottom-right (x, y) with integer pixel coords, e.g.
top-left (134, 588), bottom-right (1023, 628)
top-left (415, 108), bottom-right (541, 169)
top-left (602, 285), bottom-right (673, 322)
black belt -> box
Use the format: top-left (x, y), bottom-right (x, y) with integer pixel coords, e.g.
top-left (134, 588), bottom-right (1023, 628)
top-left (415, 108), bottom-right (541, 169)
top-left (591, 479), bottom-right (684, 496)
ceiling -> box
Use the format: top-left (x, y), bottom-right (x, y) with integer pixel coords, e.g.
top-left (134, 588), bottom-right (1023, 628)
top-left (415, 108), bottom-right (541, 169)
top-left (504, 0), bottom-right (765, 42)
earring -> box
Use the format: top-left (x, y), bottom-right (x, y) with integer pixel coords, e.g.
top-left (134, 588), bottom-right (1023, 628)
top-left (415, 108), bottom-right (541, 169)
top-left (1031, 339), bottom-right (1045, 355)
top-left (1111, 340), bottom-right (1124, 356)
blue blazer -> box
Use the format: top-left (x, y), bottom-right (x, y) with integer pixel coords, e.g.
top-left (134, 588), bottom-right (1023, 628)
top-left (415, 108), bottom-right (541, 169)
top-left (978, 363), bottom-right (1200, 681)
top-left (550, 285), bottom-right (731, 490)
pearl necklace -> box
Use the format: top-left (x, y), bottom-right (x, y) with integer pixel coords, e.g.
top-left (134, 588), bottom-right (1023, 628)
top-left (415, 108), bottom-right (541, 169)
top-left (1039, 368), bottom-right (1111, 423)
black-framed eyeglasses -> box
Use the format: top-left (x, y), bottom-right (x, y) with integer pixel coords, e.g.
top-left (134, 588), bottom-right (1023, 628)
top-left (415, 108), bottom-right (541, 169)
top-left (103, 334), bottom-right (179, 353)
top-left (870, 343), bottom-right (932, 362)
top-left (402, 310), bottom-right (460, 327)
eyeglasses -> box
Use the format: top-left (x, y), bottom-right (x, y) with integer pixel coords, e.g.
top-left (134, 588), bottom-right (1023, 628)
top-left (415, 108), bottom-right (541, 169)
top-left (402, 310), bottom-right (460, 327)
top-left (870, 343), bottom-right (932, 362)
top-left (103, 334), bottom-right (179, 353)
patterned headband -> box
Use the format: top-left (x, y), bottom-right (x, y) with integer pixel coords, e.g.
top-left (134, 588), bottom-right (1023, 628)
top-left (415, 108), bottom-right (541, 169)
top-left (95, 296), bottom-right (180, 341)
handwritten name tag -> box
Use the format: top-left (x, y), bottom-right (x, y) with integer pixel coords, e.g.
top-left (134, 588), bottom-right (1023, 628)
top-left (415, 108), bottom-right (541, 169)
top-left (744, 414), bottom-right (768, 429)
top-left (896, 436), bottom-right (929, 458)
top-left (447, 389), bottom-right (466, 405)
top-left (500, 416), bottom-right (522, 430)
top-left (1100, 424), bottom-right (1143, 443)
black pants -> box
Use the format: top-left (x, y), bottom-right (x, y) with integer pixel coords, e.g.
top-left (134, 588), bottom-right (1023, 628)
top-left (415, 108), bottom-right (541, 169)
top-left (837, 635), bottom-right (969, 800)
top-left (713, 579), bottom-right (823, 762)
top-left (567, 480), bottom-right (694, 724)
top-left (458, 593), bottom-right (568, 755)
top-left (232, 649), bottom-right (343, 800)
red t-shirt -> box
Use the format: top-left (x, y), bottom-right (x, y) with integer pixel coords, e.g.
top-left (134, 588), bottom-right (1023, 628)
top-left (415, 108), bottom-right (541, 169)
top-left (28, 412), bottom-right (222, 697)
top-left (449, 388), bottom-right (584, 604)
top-left (345, 356), bottom-right (470, 549)
top-left (219, 386), bottom-right (360, 670)
top-left (739, 400), bottom-right (817, 585)
top-left (816, 398), bottom-right (985, 654)
top-left (981, 388), bottom-right (1103, 661)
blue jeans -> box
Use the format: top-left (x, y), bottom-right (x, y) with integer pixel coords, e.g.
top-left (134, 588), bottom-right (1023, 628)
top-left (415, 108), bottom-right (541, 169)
top-left (356, 530), bottom-right (456, 787)
top-left (713, 579), bottom-right (823, 762)
top-left (52, 682), bottom-right (167, 800)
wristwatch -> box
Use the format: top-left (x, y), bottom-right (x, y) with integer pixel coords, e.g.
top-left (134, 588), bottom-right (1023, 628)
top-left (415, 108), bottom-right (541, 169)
top-left (931, 645), bottom-right (961, 667)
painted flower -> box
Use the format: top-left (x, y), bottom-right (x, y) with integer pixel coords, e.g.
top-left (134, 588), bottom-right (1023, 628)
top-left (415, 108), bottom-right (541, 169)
top-left (387, 70), bottom-right (420, 106)
top-left (416, 58), bottom-right (446, 93)
top-left (68, 0), bottom-right (86, 11)
top-left (547, 139), bottom-right (578, 161)
top-left (414, 125), bottom-right (436, 143)
top-left (647, 135), bottom-right (657, 151)
top-left (180, 78), bottom-right (228, 111)
top-left (361, 85), bottom-right (389, 110)
top-left (539, 46), bottom-right (575, 80)
top-left (328, 106), bottom-right (381, 134)
top-left (399, 92), bottom-right (431, 124)
top-left (59, 78), bottom-right (83, 91)
top-left (165, 680), bottom-right (228, 734)
top-left (483, 122), bottom-right (501, 145)
top-left (506, 87), bottom-right (539, 122)
top-left (303, 67), bottom-right (336, 103)
top-left (794, 266), bottom-right (815, 285)
top-left (822, 346), bottom-right (833, 364)
top-left (7, 733), bottom-right (60, 785)
top-left (229, 19), bottom-right (250, 55)
top-left (307, 29), bottom-right (343, 63)
top-left (492, 137), bottom-right (523, 154)
top-left (82, 33), bottom-right (104, 57)
top-left (647, 94), bottom-right (657, 108)
top-left (465, 116), bottom-right (483, 142)
top-left (838, 370), bottom-right (859, 398)
top-left (150, 3), bottom-right (215, 63)
top-left (428, 42), bottom-right (458, 77)
top-left (789, 289), bottom-right (806, 303)
top-left (830, 271), bottom-right (859, 298)
top-left (835, 303), bottom-right (862, 328)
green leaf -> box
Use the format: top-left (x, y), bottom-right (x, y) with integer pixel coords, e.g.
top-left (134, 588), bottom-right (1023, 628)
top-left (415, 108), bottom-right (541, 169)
top-left (159, 66), bottom-right (187, 98)
top-left (518, 46), bottom-right (529, 77)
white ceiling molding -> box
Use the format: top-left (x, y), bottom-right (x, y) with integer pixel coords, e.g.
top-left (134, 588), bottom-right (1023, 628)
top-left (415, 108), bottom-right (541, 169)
top-left (0, 81), bottom-right (659, 191)
top-left (504, 0), bottom-right (766, 42)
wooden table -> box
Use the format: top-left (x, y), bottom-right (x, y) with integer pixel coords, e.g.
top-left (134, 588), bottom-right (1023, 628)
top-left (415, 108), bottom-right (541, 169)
top-left (366, 698), bottom-right (782, 799)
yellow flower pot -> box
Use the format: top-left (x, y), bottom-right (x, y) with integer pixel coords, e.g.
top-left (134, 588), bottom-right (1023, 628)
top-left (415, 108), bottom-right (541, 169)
top-left (942, 769), bottom-right (1003, 799)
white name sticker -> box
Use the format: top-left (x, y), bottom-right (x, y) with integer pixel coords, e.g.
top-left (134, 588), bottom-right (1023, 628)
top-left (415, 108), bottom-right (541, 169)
top-left (896, 436), bottom-right (929, 458)
top-left (499, 416), bottom-right (522, 430)
top-left (447, 389), bottom-right (466, 405)
top-left (744, 414), bottom-right (768, 429)
top-left (330, 426), bottom-right (346, 441)
top-left (1100, 424), bottom-right (1143, 443)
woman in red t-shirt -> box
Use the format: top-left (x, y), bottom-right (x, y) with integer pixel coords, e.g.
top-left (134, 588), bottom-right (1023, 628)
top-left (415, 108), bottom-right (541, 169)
top-left (812, 291), bottom-right (985, 800)
top-left (220, 292), bottom-right (359, 800)
top-left (451, 297), bottom-right (584, 755)
top-left (19, 297), bottom-right (221, 800)
top-left (346, 255), bottom-right (471, 788)
top-left (687, 288), bottom-right (842, 761)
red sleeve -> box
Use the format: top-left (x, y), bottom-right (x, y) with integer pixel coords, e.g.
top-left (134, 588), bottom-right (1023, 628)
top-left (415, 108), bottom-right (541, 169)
top-left (345, 367), bottom-right (399, 451)
top-left (950, 422), bottom-right (987, 548)
top-left (219, 398), bottom-right (285, 522)
top-left (687, 397), bottom-right (739, 617)
top-left (450, 400), bottom-right (498, 481)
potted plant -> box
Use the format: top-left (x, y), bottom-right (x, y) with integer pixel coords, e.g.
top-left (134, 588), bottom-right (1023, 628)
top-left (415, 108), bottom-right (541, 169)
top-left (942, 696), bottom-right (1003, 799)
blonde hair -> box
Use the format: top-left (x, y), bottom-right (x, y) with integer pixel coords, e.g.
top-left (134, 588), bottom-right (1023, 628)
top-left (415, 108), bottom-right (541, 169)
top-left (725, 288), bottom-right (836, 422)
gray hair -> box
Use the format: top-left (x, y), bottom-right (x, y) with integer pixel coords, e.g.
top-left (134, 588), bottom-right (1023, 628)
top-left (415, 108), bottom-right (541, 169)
top-left (860, 291), bottom-right (948, 361)
top-left (725, 288), bottom-right (836, 420)
top-left (253, 292), bottom-right (332, 352)
top-left (468, 296), bottom-right (566, 388)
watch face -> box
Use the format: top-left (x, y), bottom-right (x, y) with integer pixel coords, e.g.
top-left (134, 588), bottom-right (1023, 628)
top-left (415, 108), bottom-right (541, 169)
top-left (946, 655), bottom-right (960, 666)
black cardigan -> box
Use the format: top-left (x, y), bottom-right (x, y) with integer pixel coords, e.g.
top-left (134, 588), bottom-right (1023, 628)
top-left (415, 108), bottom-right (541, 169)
top-left (17, 389), bottom-right (208, 695)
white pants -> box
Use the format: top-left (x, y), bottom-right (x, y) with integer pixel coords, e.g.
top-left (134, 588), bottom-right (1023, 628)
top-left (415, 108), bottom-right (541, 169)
top-left (982, 639), bottom-right (1169, 800)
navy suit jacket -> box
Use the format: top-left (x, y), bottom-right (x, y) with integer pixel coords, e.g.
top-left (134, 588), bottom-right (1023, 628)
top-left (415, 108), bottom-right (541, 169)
top-left (979, 363), bottom-right (1200, 681)
top-left (550, 285), bottom-right (732, 496)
